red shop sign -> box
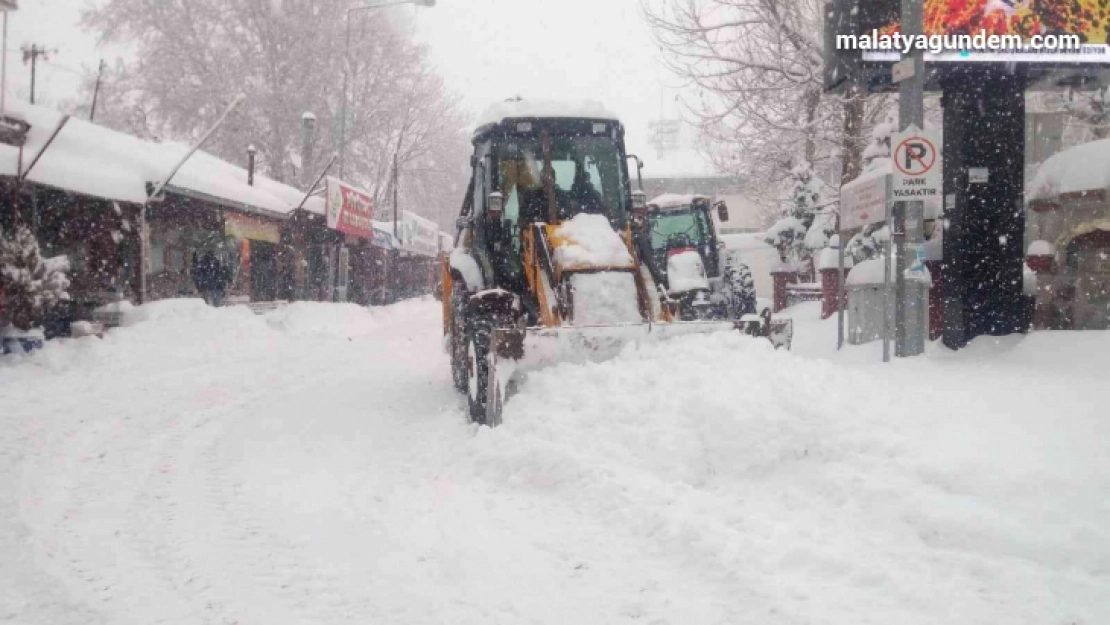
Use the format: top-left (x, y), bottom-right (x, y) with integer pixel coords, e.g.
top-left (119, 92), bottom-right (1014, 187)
top-left (325, 176), bottom-right (376, 239)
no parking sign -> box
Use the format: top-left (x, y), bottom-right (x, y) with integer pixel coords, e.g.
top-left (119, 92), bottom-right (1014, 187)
top-left (891, 125), bottom-right (942, 201)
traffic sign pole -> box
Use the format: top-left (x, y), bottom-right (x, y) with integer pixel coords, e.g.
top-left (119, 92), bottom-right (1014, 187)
top-left (896, 0), bottom-right (926, 358)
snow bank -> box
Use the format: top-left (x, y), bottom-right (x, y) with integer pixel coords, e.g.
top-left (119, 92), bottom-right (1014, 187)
top-left (476, 98), bottom-right (618, 127)
top-left (568, 272), bottom-right (641, 325)
top-left (552, 214), bottom-right (632, 268)
top-left (264, 302), bottom-right (378, 339)
top-left (470, 329), bottom-right (1110, 624)
top-left (3, 297), bottom-right (1110, 624)
top-left (1027, 138), bottom-right (1110, 201)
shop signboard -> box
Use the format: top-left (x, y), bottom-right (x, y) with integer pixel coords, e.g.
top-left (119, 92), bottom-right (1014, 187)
top-left (398, 211), bottom-right (440, 257)
top-left (853, 0), bottom-right (1110, 64)
top-left (840, 168), bottom-right (890, 231)
top-left (325, 177), bottom-right (375, 240)
top-left (224, 212), bottom-right (281, 244)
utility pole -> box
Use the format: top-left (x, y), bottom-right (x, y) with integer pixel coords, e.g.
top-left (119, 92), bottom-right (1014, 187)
top-left (895, 0), bottom-right (927, 357)
top-left (392, 150), bottom-right (399, 238)
top-left (89, 59), bottom-right (106, 121)
top-left (21, 43), bottom-right (51, 105)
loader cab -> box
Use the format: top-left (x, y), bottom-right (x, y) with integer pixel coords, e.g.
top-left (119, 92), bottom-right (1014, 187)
top-left (644, 195), bottom-right (723, 283)
top-left (465, 115), bottom-right (633, 293)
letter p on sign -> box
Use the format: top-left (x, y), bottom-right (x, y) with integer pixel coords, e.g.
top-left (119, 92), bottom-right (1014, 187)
top-left (892, 125), bottom-right (942, 198)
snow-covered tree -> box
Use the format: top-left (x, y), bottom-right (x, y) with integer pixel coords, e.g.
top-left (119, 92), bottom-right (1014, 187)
top-left (862, 112), bottom-right (897, 172)
top-left (642, 0), bottom-right (894, 209)
top-left (765, 161), bottom-right (829, 277)
top-left (76, 0), bottom-right (469, 230)
top-left (0, 225), bottom-right (71, 331)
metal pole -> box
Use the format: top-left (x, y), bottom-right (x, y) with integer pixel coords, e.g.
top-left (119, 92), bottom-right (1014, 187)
top-left (147, 94), bottom-right (246, 203)
top-left (837, 226), bottom-right (845, 350)
top-left (338, 15), bottom-right (352, 180)
top-left (883, 229), bottom-right (891, 363)
top-left (2, 13), bottom-right (8, 116)
top-left (90, 59), bottom-right (105, 121)
top-left (18, 115), bottom-right (69, 181)
top-left (392, 150), bottom-right (399, 238)
top-left (28, 45), bottom-right (37, 105)
top-left (896, 0), bottom-right (926, 357)
top-left (337, 0), bottom-right (434, 180)
top-left (294, 152), bottom-right (338, 212)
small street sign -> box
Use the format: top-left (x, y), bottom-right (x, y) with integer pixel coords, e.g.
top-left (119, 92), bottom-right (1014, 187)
top-left (891, 125), bottom-right (942, 201)
top-left (892, 58), bottom-right (915, 84)
top-left (840, 169), bottom-right (890, 231)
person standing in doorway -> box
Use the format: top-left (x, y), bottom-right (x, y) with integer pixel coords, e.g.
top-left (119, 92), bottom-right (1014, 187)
top-left (193, 250), bottom-right (218, 305)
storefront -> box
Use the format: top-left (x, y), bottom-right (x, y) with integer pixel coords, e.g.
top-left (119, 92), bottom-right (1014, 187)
top-left (1026, 138), bottom-right (1110, 330)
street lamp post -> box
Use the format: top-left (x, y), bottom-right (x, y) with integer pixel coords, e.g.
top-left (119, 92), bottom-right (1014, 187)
top-left (338, 0), bottom-right (435, 180)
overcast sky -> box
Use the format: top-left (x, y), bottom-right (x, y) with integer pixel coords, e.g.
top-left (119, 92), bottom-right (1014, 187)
top-left (5, 0), bottom-right (711, 177)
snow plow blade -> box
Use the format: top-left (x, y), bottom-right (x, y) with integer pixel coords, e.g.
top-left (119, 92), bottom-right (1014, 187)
top-left (483, 319), bottom-right (787, 426)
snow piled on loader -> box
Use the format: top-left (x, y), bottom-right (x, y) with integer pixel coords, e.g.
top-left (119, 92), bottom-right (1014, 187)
top-left (552, 214), bottom-right (633, 268)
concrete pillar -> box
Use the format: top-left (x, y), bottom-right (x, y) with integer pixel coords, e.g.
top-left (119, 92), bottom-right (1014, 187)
top-left (940, 69), bottom-right (1027, 348)
top-left (924, 260), bottom-right (944, 341)
top-left (771, 268), bottom-right (798, 313)
top-left (819, 267), bottom-right (846, 320)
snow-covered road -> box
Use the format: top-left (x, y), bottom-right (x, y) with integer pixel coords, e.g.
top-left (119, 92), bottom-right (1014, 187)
top-left (1, 298), bottom-right (1108, 624)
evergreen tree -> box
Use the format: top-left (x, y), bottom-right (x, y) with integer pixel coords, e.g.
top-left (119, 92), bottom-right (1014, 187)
top-left (0, 225), bottom-right (71, 331)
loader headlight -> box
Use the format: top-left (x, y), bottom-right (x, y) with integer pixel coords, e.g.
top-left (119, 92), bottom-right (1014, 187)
top-left (632, 190), bottom-right (646, 209)
top-left (488, 191), bottom-right (504, 219)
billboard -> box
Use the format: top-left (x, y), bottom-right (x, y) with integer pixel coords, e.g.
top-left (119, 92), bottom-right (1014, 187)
top-left (325, 177), bottom-right (376, 239)
top-left (854, 0), bottom-right (1110, 63)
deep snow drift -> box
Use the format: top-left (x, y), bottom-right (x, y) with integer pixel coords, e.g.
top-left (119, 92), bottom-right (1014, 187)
top-left (1, 298), bottom-right (1107, 624)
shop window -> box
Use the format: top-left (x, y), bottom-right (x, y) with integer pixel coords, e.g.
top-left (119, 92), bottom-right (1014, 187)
top-left (151, 241), bottom-right (165, 274)
top-left (169, 248), bottom-right (186, 273)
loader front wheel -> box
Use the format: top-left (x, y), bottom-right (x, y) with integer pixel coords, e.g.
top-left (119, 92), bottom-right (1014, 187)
top-left (449, 282), bottom-right (469, 392)
top-left (465, 318), bottom-right (493, 425)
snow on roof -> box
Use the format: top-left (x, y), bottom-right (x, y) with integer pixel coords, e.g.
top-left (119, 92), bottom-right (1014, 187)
top-left (0, 99), bottom-right (323, 218)
top-left (647, 193), bottom-right (705, 210)
top-left (1028, 138), bottom-right (1110, 202)
top-left (476, 98), bottom-right (619, 127)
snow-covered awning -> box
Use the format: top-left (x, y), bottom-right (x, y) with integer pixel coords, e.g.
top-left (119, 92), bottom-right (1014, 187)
top-left (1027, 138), bottom-right (1110, 211)
top-left (0, 99), bottom-right (324, 219)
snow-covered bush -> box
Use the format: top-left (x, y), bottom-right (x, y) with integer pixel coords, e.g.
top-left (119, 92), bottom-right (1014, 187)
top-left (863, 113), bottom-right (896, 172)
top-left (0, 224), bottom-right (71, 331)
top-left (804, 211), bottom-right (837, 251)
top-left (765, 162), bottom-right (825, 277)
top-left (845, 224), bottom-right (890, 265)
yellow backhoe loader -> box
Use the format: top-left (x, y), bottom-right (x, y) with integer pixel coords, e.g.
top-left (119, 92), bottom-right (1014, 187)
top-left (441, 99), bottom-right (788, 426)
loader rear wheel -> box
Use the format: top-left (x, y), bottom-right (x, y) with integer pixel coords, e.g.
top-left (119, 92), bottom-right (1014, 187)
top-left (465, 317), bottom-right (493, 425)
